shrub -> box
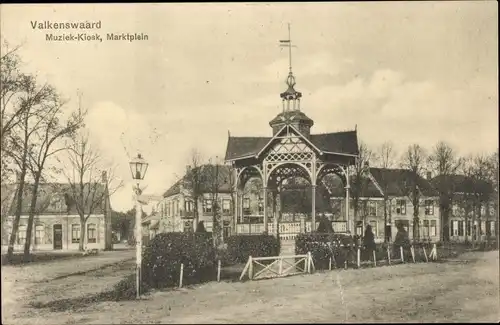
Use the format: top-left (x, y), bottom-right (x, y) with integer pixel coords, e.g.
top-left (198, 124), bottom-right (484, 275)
top-left (142, 232), bottom-right (216, 289)
top-left (103, 273), bottom-right (152, 301)
top-left (226, 234), bottom-right (280, 264)
top-left (295, 233), bottom-right (358, 269)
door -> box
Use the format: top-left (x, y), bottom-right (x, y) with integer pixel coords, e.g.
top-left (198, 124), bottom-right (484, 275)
top-left (53, 224), bottom-right (63, 250)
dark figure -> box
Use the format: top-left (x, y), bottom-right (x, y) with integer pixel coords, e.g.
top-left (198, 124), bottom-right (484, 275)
top-left (195, 221), bottom-right (207, 233)
top-left (317, 216), bottom-right (334, 234)
top-left (393, 224), bottom-right (411, 259)
top-left (363, 224), bottom-right (376, 261)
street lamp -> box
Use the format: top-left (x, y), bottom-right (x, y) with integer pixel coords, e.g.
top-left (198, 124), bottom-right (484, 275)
top-left (129, 153), bottom-right (148, 299)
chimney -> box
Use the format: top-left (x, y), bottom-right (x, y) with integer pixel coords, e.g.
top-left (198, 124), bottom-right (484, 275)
top-left (101, 171), bottom-right (107, 183)
top-left (426, 171), bottom-right (432, 180)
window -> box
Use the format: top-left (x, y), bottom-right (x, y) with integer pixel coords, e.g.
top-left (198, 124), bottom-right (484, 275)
top-left (458, 221), bottom-right (464, 236)
top-left (35, 225), bottom-right (45, 245)
top-left (87, 223), bottom-right (97, 243)
top-left (423, 220), bottom-right (430, 238)
top-left (203, 199), bottom-right (213, 213)
top-left (369, 220), bottom-right (377, 237)
top-left (480, 205), bottom-right (486, 216)
top-left (424, 200), bottom-right (434, 215)
top-left (223, 221), bottom-right (230, 239)
top-left (466, 221), bottom-right (472, 236)
top-left (396, 200), bottom-right (406, 215)
top-left (222, 199), bottom-right (230, 213)
top-left (72, 224), bottom-right (81, 243)
top-left (258, 197), bottom-right (264, 214)
top-left (430, 220), bottom-right (437, 237)
top-left (368, 202), bottom-right (376, 216)
top-left (183, 220), bottom-right (193, 232)
top-left (185, 201), bottom-right (193, 212)
top-left (451, 220), bottom-right (458, 237)
top-left (243, 198), bottom-right (250, 214)
top-left (17, 225), bottom-right (27, 244)
top-left (490, 221), bottom-right (496, 236)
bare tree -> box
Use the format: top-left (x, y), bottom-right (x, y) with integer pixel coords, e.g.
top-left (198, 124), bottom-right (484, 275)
top-left (487, 150), bottom-right (499, 241)
top-left (374, 141), bottom-right (397, 242)
top-left (62, 132), bottom-right (123, 251)
top-left (3, 73), bottom-right (60, 261)
top-left (468, 154), bottom-right (492, 245)
top-left (400, 144), bottom-right (427, 241)
top-left (351, 142), bottom-right (373, 232)
top-left (0, 41), bottom-right (25, 150)
top-left (205, 157), bottom-right (223, 246)
top-left (184, 148), bottom-right (204, 229)
top-left (428, 141), bottom-right (461, 242)
top-left (22, 97), bottom-right (84, 257)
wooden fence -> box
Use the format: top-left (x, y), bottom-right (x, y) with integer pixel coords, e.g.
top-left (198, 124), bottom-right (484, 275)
top-left (239, 252), bottom-right (315, 281)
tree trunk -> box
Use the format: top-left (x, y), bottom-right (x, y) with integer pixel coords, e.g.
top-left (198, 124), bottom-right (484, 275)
top-left (24, 174), bottom-right (41, 258)
top-left (79, 218), bottom-right (86, 251)
top-left (7, 161), bottom-right (28, 260)
top-left (7, 180), bottom-right (24, 260)
top-left (193, 197), bottom-right (199, 231)
top-left (383, 195), bottom-right (388, 243)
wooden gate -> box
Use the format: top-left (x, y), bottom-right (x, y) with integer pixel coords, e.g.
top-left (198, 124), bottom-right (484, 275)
top-left (239, 252), bottom-right (315, 281)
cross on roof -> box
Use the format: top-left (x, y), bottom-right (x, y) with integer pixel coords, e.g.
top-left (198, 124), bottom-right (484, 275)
top-left (279, 23), bottom-right (297, 74)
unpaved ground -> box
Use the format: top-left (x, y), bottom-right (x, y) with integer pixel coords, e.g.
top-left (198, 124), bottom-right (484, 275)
top-left (3, 250), bottom-right (498, 324)
top-left (1, 249), bottom-right (134, 323)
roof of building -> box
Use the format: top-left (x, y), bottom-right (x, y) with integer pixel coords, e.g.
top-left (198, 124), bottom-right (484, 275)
top-left (6, 182), bottom-right (108, 216)
top-left (225, 130), bottom-right (359, 161)
top-left (163, 164), bottom-right (233, 198)
top-left (430, 174), bottom-right (494, 195)
top-left (369, 168), bottom-right (438, 197)
top-left (269, 110), bottom-right (314, 126)
top-left (320, 175), bottom-right (383, 198)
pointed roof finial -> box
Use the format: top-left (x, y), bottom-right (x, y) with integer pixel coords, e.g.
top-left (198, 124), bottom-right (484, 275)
top-left (279, 23), bottom-right (302, 108)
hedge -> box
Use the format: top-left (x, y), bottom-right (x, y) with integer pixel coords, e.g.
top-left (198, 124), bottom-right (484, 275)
top-left (142, 232), bottom-right (216, 289)
top-left (295, 233), bottom-right (358, 269)
top-left (226, 234), bottom-right (280, 264)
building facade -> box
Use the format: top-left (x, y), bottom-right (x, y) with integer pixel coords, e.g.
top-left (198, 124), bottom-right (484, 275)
top-left (158, 164), bottom-right (235, 240)
top-left (1, 178), bottom-right (112, 252)
top-left (431, 174), bottom-right (497, 243)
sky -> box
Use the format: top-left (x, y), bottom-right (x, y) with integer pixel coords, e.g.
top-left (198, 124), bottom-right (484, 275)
top-left (1, 2), bottom-right (498, 212)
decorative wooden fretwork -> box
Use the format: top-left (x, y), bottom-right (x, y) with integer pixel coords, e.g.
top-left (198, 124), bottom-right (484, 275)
top-left (265, 136), bottom-right (314, 163)
top-left (236, 165), bottom-right (263, 191)
top-left (316, 162), bottom-right (347, 186)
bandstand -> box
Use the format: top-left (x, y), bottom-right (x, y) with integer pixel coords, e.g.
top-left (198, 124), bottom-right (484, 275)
top-left (224, 26), bottom-right (359, 238)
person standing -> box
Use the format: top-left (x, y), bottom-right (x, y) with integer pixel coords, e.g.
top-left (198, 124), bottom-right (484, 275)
top-left (363, 224), bottom-right (376, 261)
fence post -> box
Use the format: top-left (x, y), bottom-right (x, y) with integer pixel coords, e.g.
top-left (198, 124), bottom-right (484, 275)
top-left (423, 246), bottom-right (429, 263)
top-left (249, 256), bottom-right (254, 280)
top-left (179, 263), bottom-right (184, 288)
top-left (400, 246), bottom-right (404, 263)
top-left (357, 247), bottom-right (361, 269)
top-left (387, 246), bottom-right (391, 265)
top-left (217, 260), bottom-right (221, 282)
top-left (307, 252), bottom-right (312, 273)
top-left (410, 246), bottom-right (416, 263)
top-left (329, 257), bottom-right (332, 271)
top-left (279, 257), bottom-right (283, 276)
top-left (433, 243), bottom-right (438, 261)
top-left (372, 250), bottom-right (377, 267)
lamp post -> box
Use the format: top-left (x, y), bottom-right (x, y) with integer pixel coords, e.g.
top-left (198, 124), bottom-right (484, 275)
top-left (129, 153), bottom-right (149, 299)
